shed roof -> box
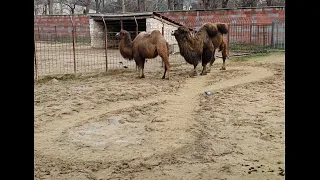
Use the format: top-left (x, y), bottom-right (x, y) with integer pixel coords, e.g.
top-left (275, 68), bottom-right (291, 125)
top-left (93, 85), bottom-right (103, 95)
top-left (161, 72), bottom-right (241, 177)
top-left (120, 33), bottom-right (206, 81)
top-left (89, 12), bottom-right (184, 27)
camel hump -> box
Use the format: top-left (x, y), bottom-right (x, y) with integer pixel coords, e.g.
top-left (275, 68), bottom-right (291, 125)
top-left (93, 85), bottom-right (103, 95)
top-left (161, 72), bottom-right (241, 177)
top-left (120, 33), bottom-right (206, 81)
top-left (151, 30), bottom-right (162, 35)
top-left (216, 23), bottom-right (229, 34)
top-left (201, 23), bottom-right (218, 37)
top-left (201, 22), bottom-right (228, 37)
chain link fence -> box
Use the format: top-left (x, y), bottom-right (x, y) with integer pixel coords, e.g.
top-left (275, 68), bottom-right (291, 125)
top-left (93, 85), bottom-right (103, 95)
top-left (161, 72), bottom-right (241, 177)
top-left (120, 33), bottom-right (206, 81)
top-left (34, 15), bottom-right (284, 81)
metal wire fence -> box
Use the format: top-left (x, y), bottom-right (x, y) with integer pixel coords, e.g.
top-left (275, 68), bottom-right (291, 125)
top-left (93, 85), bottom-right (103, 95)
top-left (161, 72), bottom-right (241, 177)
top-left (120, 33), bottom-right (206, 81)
top-left (34, 15), bottom-right (284, 80)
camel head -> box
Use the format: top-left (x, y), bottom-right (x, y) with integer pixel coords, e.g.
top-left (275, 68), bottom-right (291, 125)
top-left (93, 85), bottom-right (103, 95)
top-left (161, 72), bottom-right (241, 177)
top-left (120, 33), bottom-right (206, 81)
top-left (115, 29), bottom-right (131, 40)
top-left (171, 26), bottom-right (192, 41)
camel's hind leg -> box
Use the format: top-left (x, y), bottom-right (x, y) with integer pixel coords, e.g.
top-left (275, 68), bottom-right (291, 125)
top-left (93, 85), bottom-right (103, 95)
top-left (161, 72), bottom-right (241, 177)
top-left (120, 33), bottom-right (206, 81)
top-left (200, 61), bottom-right (208, 75)
top-left (220, 47), bottom-right (227, 70)
top-left (158, 45), bottom-right (170, 79)
top-left (162, 65), bottom-right (168, 79)
top-left (220, 41), bottom-right (227, 70)
top-left (207, 49), bottom-right (216, 73)
top-left (140, 59), bottom-right (146, 78)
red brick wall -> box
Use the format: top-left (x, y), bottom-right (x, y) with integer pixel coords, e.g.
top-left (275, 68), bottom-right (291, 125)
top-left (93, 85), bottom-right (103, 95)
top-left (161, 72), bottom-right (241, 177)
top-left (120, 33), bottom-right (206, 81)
top-left (159, 7), bottom-right (285, 28)
top-left (34, 15), bottom-right (90, 35)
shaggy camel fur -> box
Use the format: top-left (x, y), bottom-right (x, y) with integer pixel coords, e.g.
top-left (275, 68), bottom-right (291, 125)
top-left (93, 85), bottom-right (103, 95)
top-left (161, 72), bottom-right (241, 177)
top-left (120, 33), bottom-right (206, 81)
top-left (172, 22), bottom-right (228, 76)
top-left (116, 29), bottom-right (171, 79)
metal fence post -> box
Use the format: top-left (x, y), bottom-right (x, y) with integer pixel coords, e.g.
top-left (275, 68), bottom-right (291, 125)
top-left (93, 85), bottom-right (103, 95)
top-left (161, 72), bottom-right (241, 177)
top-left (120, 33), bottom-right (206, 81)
top-left (134, 16), bottom-right (139, 71)
top-left (55, 26), bottom-right (57, 41)
top-left (160, 15), bottom-right (164, 68)
top-left (249, 24), bottom-right (252, 51)
top-left (271, 21), bottom-right (275, 48)
top-left (34, 31), bottom-right (38, 81)
top-left (276, 23), bottom-right (279, 49)
top-left (227, 24), bottom-right (230, 58)
top-left (70, 16), bottom-right (77, 75)
top-left (102, 16), bottom-right (108, 72)
top-left (38, 27), bottom-right (40, 40)
top-left (263, 25), bottom-right (266, 47)
top-left (134, 16), bottom-right (138, 37)
top-left (120, 19), bottom-right (123, 29)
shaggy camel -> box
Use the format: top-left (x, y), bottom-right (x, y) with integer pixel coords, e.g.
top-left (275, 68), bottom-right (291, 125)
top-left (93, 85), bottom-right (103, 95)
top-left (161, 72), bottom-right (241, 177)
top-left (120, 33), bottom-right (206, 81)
top-left (172, 22), bottom-right (228, 76)
top-left (116, 30), bottom-right (171, 79)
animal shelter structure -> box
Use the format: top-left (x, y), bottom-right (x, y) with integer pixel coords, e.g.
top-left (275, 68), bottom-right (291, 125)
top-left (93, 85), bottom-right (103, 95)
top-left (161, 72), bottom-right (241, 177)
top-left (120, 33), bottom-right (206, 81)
top-left (89, 12), bottom-right (184, 53)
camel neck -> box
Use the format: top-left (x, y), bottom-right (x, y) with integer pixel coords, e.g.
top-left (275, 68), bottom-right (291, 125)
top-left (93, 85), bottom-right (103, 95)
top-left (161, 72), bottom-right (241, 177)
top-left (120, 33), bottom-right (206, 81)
top-left (122, 37), bottom-right (132, 48)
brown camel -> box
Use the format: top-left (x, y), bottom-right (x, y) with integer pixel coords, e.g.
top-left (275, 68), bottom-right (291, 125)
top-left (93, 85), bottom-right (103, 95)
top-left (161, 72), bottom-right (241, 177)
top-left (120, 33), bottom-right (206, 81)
top-left (172, 22), bottom-right (228, 76)
top-left (116, 29), bottom-right (171, 79)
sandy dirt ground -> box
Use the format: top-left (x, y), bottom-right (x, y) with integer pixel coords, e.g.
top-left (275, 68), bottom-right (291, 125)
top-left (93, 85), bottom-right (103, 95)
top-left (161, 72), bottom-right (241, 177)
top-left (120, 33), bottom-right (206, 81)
top-left (34, 52), bottom-right (285, 180)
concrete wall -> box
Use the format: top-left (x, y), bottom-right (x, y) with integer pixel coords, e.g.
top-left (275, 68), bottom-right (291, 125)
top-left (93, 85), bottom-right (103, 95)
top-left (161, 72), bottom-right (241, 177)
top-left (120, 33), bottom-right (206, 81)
top-left (89, 19), bottom-right (105, 48)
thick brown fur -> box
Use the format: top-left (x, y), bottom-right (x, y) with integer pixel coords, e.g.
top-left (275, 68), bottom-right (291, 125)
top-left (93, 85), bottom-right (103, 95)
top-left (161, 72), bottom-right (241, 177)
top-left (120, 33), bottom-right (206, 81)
top-left (207, 23), bottom-right (229, 72)
top-left (116, 29), bottom-right (170, 79)
top-left (172, 22), bottom-right (229, 76)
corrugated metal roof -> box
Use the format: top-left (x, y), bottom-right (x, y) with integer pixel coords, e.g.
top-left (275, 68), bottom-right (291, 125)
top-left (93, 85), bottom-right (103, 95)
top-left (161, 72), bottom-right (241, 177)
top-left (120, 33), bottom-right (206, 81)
top-left (89, 12), bottom-right (184, 27)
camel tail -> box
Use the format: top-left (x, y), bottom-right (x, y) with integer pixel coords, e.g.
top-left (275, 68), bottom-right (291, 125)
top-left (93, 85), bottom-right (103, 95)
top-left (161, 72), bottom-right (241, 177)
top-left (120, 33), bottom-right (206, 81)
top-left (216, 23), bottom-right (229, 34)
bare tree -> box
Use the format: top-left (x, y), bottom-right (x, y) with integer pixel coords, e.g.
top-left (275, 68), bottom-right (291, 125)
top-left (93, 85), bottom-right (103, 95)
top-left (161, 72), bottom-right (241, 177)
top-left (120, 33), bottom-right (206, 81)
top-left (48, 0), bottom-right (53, 14)
top-left (34, 0), bottom-right (45, 15)
top-left (265, 0), bottom-right (284, 6)
top-left (174, 0), bottom-right (184, 10)
top-left (94, 0), bottom-right (102, 13)
top-left (222, 0), bottom-right (229, 8)
top-left (138, 0), bottom-right (145, 12)
top-left (200, 0), bottom-right (219, 10)
top-left (60, 0), bottom-right (91, 14)
top-left (239, 0), bottom-right (258, 7)
top-left (168, 0), bottom-right (173, 10)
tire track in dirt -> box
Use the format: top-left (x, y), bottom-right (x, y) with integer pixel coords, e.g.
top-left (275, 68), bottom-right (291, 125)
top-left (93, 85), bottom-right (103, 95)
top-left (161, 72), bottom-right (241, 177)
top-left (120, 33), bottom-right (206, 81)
top-left (140, 66), bottom-right (274, 155)
top-left (35, 66), bottom-right (273, 163)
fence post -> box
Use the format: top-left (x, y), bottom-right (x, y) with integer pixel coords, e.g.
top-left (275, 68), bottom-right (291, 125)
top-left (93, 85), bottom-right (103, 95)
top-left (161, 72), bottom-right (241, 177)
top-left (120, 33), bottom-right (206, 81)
top-left (276, 23), bottom-right (279, 48)
top-left (134, 16), bottom-right (138, 37)
top-left (227, 23), bottom-right (230, 58)
top-left (70, 16), bottom-right (76, 75)
top-left (160, 15), bottom-right (164, 68)
top-left (55, 26), bottom-right (57, 41)
top-left (38, 27), bottom-right (40, 40)
top-left (34, 31), bottom-right (38, 82)
top-left (263, 25), bottom-right (266, 47)
top-left (134, 16), bottom-right (138, 71)
top-left (249, 24), bottom-right (252, 51)
top-left (102, 16), bottom-right (108, 72)
top-left (270, 21), bottom-right (274, 48)
top-left (120, 19), bottom-right (123, 29)
top-left (283, 22), bottom-right (285, 49)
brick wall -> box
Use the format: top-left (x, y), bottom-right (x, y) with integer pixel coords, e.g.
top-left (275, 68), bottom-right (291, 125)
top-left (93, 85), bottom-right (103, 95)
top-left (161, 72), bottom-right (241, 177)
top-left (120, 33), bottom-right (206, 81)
top-left (34, 15), bottom-right (90, 37)
top-left (159, 7), bottom-right (285, 27)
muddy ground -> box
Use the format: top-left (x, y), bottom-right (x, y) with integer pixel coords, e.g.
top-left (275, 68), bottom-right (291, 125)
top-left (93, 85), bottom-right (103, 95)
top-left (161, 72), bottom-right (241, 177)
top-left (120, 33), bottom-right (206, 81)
top-left (34, 52), bottom-right (285, 180)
